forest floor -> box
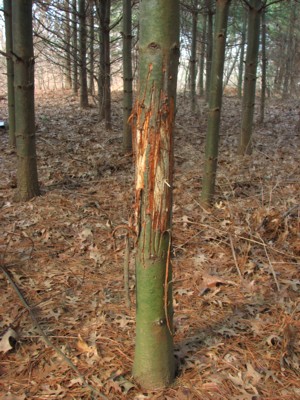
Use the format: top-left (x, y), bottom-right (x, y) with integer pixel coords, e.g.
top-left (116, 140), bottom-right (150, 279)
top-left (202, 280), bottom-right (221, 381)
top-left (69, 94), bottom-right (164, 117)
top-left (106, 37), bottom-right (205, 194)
top-left (0, 91), bottom-right (299, 400)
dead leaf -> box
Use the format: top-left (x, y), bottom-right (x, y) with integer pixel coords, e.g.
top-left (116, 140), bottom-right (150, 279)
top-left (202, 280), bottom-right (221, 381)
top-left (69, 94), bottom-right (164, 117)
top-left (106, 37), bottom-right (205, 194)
top-left (0, 328), bottom-right (18, 353)
top-left (245, 362), bottom-right (262, 386)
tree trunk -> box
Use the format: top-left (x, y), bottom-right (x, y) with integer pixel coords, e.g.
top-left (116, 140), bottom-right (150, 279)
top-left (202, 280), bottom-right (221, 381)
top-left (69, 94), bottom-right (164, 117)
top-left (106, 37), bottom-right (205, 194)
top-left (198, 11), bottom-right (207, 97)
top-left (88, 2), bottom-right (95, 95)
top-left (190, 3), bottom-right (198, 113)
top-left (97, 0), bottom-right (111, 129)
top-left (12, 0), bottom-right (40, 201)
top-left (4, 0), bottom-right (15, 147)
top-left (122, 0), bottom-right (133, 153)
top-left (72, 0), bottom-right (78, 94)
top-left (79, 0), bottom-right (89, 107)
top-left (201, 0), bottom-right (231, 207)
top-left (282, 1), bottom-right (296, 99)
top-left (132, 0), bottom-right (180, 389)
top-left (238, 0), bottom-right (262, 156)
top-left (65, 0), bottom-right (72, 89)
top-left (259, 7), bottom-right (267, 123)
top-left (238, 6), bottom-right (247, 99)
top-left (205, 1), bottom-right (214, 102)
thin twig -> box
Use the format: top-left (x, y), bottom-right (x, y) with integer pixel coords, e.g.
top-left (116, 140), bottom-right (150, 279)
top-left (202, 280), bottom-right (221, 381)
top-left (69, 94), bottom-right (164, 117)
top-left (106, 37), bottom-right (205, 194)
top-left (282, 204), bottom-right (299, 219)
top-left (257, 234), bottom-right (280, 292)
top-left (229, 234), bottom-right (243, 281)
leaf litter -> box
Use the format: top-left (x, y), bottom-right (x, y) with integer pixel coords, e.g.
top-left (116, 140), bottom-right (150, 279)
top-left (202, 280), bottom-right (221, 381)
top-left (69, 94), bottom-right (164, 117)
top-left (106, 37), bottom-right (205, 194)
top-left (0, 91), bottom-right (299, 399)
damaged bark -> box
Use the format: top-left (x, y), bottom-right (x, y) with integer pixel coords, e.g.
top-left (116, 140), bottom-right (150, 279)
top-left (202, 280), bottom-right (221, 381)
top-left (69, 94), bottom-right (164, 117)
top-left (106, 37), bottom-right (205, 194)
top-left (132, 0), bottom-right (180, 390)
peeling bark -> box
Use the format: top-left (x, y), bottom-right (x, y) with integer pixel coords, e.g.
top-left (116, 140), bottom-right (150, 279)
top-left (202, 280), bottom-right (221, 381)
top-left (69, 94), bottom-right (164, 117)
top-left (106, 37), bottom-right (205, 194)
top-left (132, 0), bottom-right (180, 390)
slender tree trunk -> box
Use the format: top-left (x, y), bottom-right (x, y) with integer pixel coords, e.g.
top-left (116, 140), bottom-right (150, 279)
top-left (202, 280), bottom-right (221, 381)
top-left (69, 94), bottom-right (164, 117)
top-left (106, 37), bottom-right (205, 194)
top-left (97, 0), bottom-right (111, 129)
top-left (205, 1), bottom-right (214, 102)
top-left (79, 0), bottom-right (89, 107)
top-left (88, 2), bottom-right (95, 95)
top-left (282, 1), bottom-right (295, 99)
top-left (238, 0), bottom-right (262, 156)
top-left (238, 6), bottom-right (247, 99)
top-left (190, 4), bottom-right (198, 113)
top-left (198, 11), bottom-right (207, 97)
top-left (201, 0), bottom-right (231, 206)
top-left (122, 0), bottom-right (133, 153)
top-left (72, 0), bottom-right (78, 94)
top-left (4, 0), bottom-right (15, 147)
top-left (65, 0), bottom-right (72, 89)
top-left (259, 7), bottom-right (267, 123)
top-left (12, 0), bottom-right (40, 201)
top-left (132, 0), bottom-right (180, 389)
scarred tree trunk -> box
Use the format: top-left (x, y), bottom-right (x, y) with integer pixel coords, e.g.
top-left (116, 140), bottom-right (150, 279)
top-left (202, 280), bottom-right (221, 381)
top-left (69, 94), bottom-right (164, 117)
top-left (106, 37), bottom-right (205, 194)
top-left (201, 0), bottom-right (231, 206)
top-left (4, 0), bottom-right (15, 147)
top-left (132, 0), bottom-right (180, 390)
top-left (238, 0), bottom-right (262, 156)
top-left (13, 0), bottom-right (40, 201)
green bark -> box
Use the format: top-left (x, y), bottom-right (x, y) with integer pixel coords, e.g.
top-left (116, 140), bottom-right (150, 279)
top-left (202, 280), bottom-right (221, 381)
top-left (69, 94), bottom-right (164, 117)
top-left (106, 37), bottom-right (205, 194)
top-left (79, 0), bottom-right (89, 107)
top-left (201, 0), bottom-right (231, 207)
top-left (4, 0), bottom-right (15, 147)
top-left (122, 0), bottom-right (133, 153)
top-left (238, 0), bottom-right (262, 156)
top-left (133, 0), bottom-right (180, 389)
top-left (13, 0), bottom-right (40, 201)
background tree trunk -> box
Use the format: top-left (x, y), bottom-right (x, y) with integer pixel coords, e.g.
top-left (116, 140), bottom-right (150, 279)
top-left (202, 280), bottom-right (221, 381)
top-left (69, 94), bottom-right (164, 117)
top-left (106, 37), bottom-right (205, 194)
top-left (65, 0), bottom-right (72, 89)
top-left (79, 0), bottom-right (89, 107)
top-left (282, 1), bottom-right (296, 99)
top-left (238, 0), bottom-right (262, 156)
top-left (238, 6), bottom-right (247, 99)
top-left (201, 0), bottom-right (231, 206)
top-left (205, 1), bottom-right (214, 102)
top-left (96, 0), bottom-right (111, 129)
top-left (13, 0), bottom-right (40, 201)
top-left (88, 1), bottom-right (95, 95)
top-left (122, 0), bottom-right (133, 153)
top-left (197, 11), bottom-right (207, 97)
top-left (259, 7), bottom-right (267, 123)
top-left (4, 0), bottom-right (15, 147)
top-left (190, 2), bottom-right (198, 113)
top-left (72, 0), bottom-right (78, 94)
top-left (132, 0), bottom-right (180, 390)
